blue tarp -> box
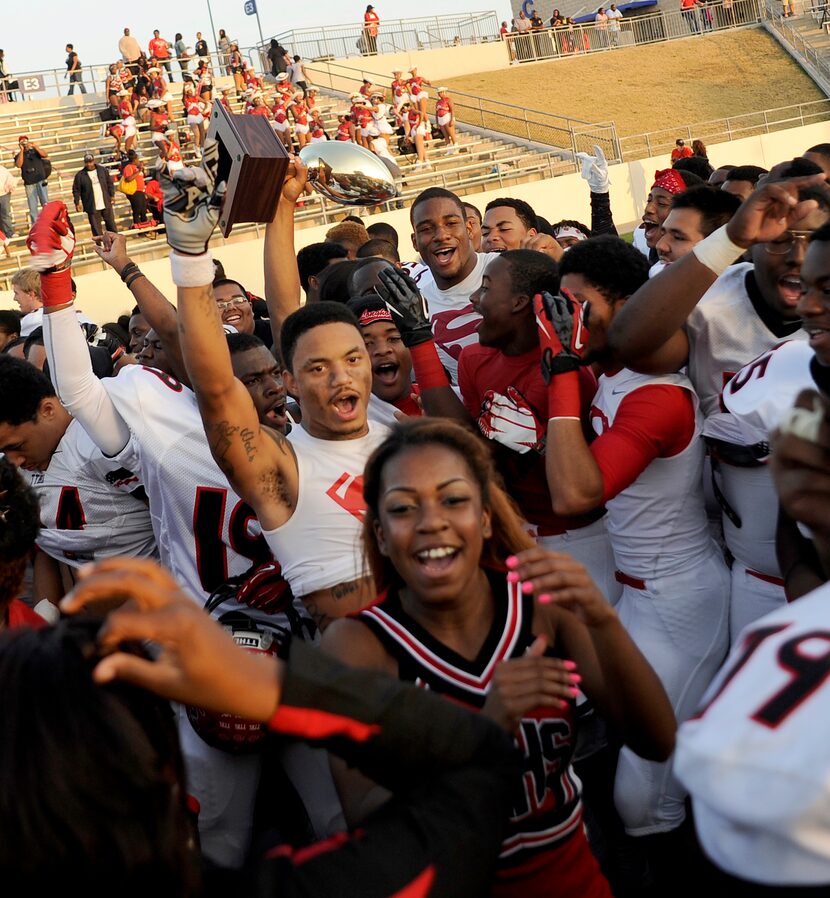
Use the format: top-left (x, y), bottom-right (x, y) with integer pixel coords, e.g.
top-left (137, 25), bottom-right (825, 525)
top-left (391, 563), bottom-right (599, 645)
top-left (571, 0), bottom-right (658, 23)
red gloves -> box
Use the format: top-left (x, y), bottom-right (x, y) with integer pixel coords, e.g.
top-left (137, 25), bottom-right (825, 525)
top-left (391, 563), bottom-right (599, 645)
top-left (26, 201), bottom-right (75, 308)
top-left (533, 290), bottom-right (588, 420)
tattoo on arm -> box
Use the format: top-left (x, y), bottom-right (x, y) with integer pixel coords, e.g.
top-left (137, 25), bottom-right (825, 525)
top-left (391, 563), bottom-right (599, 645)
top-left (207, 420), bottom-right (240, 478)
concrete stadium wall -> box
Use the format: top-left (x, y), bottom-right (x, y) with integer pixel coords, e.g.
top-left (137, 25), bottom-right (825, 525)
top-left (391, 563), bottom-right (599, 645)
top-left (2, 118), bottom-right (827, 324)
top-left (305, 42), bottom-right (510, 94)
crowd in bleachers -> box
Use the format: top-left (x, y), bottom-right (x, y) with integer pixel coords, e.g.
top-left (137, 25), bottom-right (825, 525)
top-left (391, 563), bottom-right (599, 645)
top-left (3, 16), bottom-right (830, 898)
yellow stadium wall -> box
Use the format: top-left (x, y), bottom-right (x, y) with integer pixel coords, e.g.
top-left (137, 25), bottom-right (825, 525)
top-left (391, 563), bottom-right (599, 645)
top-left (2, 119), bottom-right (827, 324)
top-left (305, 43), bottom-right (511, 94)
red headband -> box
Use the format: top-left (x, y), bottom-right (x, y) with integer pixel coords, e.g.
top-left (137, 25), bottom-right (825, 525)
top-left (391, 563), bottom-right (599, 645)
top-left (651, 169), bottom-right (687, 195)
top-left (358, 307), bottom-right (393, 326)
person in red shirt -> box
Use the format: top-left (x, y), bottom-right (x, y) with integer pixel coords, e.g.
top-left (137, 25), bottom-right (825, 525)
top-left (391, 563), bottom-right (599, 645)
top-left (147, 29), bottom-right (173, 79)
top-left (121, 149), bottom-right (149, 229)
top-left (271, 96), bottom-right (293, 149)
top-left (407, 66), bottom-right (432, 116)
top-left (363, 4), bottom-right (380, 54)
top-left (290, 93), bottom-right (310, 149)
top-left (335, 114), bottom-right (354, 142)
top-left (670, 139), bottom-right (693, 162)
top-left (435, 86), bottom-right (457, 151)
top-left (183, 84), bottom-right (206, 157)
top-left (0, 457), bottom-right (47, 630)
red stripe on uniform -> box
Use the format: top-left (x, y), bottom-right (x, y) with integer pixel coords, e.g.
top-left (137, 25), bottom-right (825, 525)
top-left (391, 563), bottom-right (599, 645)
top-left (267, 706), bottom-right (381, 742)
top-left (390, 865), bottom-right (436, 898)
top-left (267, 829), bottom-right (361, 864)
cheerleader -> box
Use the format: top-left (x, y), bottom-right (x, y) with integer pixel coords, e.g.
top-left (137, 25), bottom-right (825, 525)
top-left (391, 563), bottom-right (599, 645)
top-left (117, 89), bottom-right (137, 152)
top-left (291, 91), bottom-right (310, 149)
top-left (159, 132), bottom-right (184, 174)
top-left (271, 95), bottom-right (293, 149)
top-left (309, 112), bottom-right (328, 144)
top-left (183, 84), bottom-right (207, 157)
top-left (335, 114), bottom-right (354, 142)
top-left (370, 91), bottom-right (393, 147)
top-left (147, 66), bottom-right (173, 116)
top-left (404, 101), bottom-right (429, 168)
top-left (391, 69), bottom-right (409, 111)
top-left (435, 86), bottom-right (457, 151)
top-left (407, 66), bottom-right (432, 116)
top-left (146, 98), bottom-right (169, 150)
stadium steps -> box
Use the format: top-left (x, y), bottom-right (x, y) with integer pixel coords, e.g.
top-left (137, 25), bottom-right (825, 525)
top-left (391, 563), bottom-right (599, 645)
top-left (0, 92), bottom-right (560, 285)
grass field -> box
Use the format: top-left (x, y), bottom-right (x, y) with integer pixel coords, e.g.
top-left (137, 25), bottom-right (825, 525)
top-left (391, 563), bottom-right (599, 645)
top-left (443, 29), bottom-right (826, 144)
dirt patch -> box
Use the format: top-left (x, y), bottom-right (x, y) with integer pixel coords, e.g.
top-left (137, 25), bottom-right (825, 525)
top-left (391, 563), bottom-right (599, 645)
top-left (443, 28), bottom-right (826, 147)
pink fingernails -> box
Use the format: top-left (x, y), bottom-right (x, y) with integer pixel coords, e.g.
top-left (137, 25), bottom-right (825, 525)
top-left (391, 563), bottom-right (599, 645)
top-left (506, 571), bottom-right (520, 583)
top-left (521, 581), bottom-right (535, 594)
top-left (538, 593), bottom-right (552, 604)
top-left (557, 700), bottom-right (569, 709)
top-left (506, 555), bottom-right (519, 569)
top-left (570, 674), bottom-right (582, 685)
top-left (563, 660), bottom-right (578, 671)
top-left (569, 687), bottom-right (580, 697)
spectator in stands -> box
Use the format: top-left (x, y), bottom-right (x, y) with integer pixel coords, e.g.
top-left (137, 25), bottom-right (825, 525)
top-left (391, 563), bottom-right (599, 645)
top-left (364, 5), bottom-right (380, 55)
top-left (73, 152), bottom-right (117, 238)
top-left (118, 28), bottom-right (142, 72)
top-left (297, 241), bottom-right (349, 303)
top-left (595, 8), bottom-right (610, 46)
top-left (121, 150), bottom-right (150, 231)
top-left (14, 136), bottom-right (49, 226)
top-left (671, 138), bottom-right (693, 162)
top-left (65, 44), bottom-right (86, 95)
top-left (194, 32), bottom-right (209, 61)
top-left (607, 4), bottom-right (623, 44)
top-left (174, 34), bottom-right (189, 77)
top-left (692, 138), bottom-right (708, 161)
top-left (147, 66), bottom-right (173, 116)
top-left (217, 28), bottom-right (231, 74)
top-left (148, 30), bottom-right (173, 79)
top-left (326, 220), bottom-right (370, 258)
top-left (229, 44), bottom-right (245, 94)
top-left (530, 9), bottom-right (545, 29)
top-left (435, 87), bottom-right (457, 150)
top-left (513, 10), bottom-right (532, 60)
top-left (288, 55), bottom-right (310, 96)
top-left (464, 201), bottom-right (483, 251)
top-left (267, 39), bottom-right (290, 76)
top-left (0, 312), bottom-right (20, 352)
top-left (0, 163), bottom-right (15, 256)
top-left (0, 50), bottom-right (14, 103)
top-left (680, 0), bottom-right (703, 32)
top-left (721, 163), bottom-right (768, 201)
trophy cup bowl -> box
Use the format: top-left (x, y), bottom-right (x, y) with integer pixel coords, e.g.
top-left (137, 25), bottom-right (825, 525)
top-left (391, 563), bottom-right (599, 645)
top-left (299, 142), bottom-right (398, 206)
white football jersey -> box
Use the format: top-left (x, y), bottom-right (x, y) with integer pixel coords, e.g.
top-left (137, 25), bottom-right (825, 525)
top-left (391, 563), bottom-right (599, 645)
top-left (632, 224), bottom-right (650, 259)
top-left (102, 366), bottom-right (271, 602)
top-left (24, 419), bottom-right (156, 567)
top-left (261, 422), bottom-right (390, 597)
top-left (405, 252), bottom-right (498, 385)
top-left (687, 263), bottom-right (807, 421)
top-left (675, 581), bottom-right (830, 886)
top-left (591, 369), bottom-right (714, 580)
top-left (705, 341), bottom-right (814, 576)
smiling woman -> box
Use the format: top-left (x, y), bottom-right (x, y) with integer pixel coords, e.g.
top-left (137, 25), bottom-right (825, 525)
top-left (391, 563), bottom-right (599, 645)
top-left (321, 418), bottom-right (676, 898)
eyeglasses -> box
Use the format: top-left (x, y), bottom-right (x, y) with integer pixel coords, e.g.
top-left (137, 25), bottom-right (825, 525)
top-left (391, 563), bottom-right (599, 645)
top-left (764, 230), bottom-right (812, 255)
top-left (216, 296), bottom-right (250, 312)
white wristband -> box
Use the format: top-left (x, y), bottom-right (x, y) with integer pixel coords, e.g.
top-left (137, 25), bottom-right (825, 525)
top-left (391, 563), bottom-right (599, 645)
top-left (691, 225), bottom-right (746, 276)
top-left (169, 250), bottom-right (215, 287)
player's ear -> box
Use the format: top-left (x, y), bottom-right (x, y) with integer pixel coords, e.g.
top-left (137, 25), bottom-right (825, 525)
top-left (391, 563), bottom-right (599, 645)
top-left (410, 231), bottom-right (418, 255)
top-left (513, 293), bottom-right (531, 314)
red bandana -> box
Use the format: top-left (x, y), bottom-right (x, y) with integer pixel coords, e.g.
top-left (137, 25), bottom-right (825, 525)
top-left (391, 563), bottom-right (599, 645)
top-left (651, 169), bottom-right (687, 195)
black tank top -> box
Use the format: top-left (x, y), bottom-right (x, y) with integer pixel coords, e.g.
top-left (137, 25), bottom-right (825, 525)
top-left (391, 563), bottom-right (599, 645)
top-left (358, 569), bottom-right (583, 867)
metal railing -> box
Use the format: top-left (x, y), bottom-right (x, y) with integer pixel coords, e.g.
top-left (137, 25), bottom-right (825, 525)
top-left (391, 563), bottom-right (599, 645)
top-left (303, 57), bottom-right (622, 162)
top-left (503, 0), bottom-right (764, 63)
top-left (262, 12), bottom-right (501, 63)
top-left (764, 0), bottom-right (830, 90)
top-left (620, 97), bottom-right (830, 158)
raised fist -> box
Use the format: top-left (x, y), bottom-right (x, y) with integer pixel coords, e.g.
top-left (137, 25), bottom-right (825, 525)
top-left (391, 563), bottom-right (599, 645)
top-left (161, 138), bottom-right (226, 255)
top-left (534, 289), bottom-right (589, 383)
top-left (27, 201), bottom-right (75, 273)
top-left (376, 266), bottom-right (433, 347)
top-left (576, 144), bottom-right (610, 194)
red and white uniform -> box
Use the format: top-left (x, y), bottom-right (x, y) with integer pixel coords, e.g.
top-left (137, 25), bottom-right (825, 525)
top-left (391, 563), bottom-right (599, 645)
top-left (261, 422), bottom-right (390, 598)
top-left (23, 419), bottom-right (156, 567)
top-left (335, 119), bottom-right (352, 141)
top-left (391, 77), bottom-right (410, 109)
top-left (151, 76), bottom-right (171, 102)
top-left (408, 74), bottom-right (428, 101)
top-left (590, 369), bottom-right (730, 835)
top-left (691, 265), bottom-right (808, 642)
top-left (716, 339), bottom-right (815, 637)
top-left (675, 582), bottom-right (830, 886)
top-left (184, 94), bottom-right (205, 123)
top-left (119, 100), bottom-right (137, 139)
top-left (357, 105), bottom-right (376, 138)
top-left (272, 100), bottom-right (290, 133)
top-left (149, 110), bottom-right (170, 144)
top-left (371, 101), bottom-right (393, 134)
top-left (407, 107), bottom-right (425, 139)
top-left (310, 119), bottom-right (327, 143)
top-left (436, 96), bottom-right (453, 126)
top-left (359, 82), bottom-right (374, 99)
top-left (292, 100), bottom-right (309, 134)
top-left (458, 343), bottom-right (618, 604)
top-left (249, 103), bottom-right (270, 119)
top-left (358, 575), bottom-right (612, 898)
top-left (278, 81), bottom-right (294, 102)
top-left (404, 252), bottom-right (498, 385)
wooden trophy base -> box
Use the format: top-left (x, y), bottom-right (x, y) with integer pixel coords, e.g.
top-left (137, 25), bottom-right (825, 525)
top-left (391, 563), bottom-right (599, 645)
top-left (207, 101), bottom-right (290, 237)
